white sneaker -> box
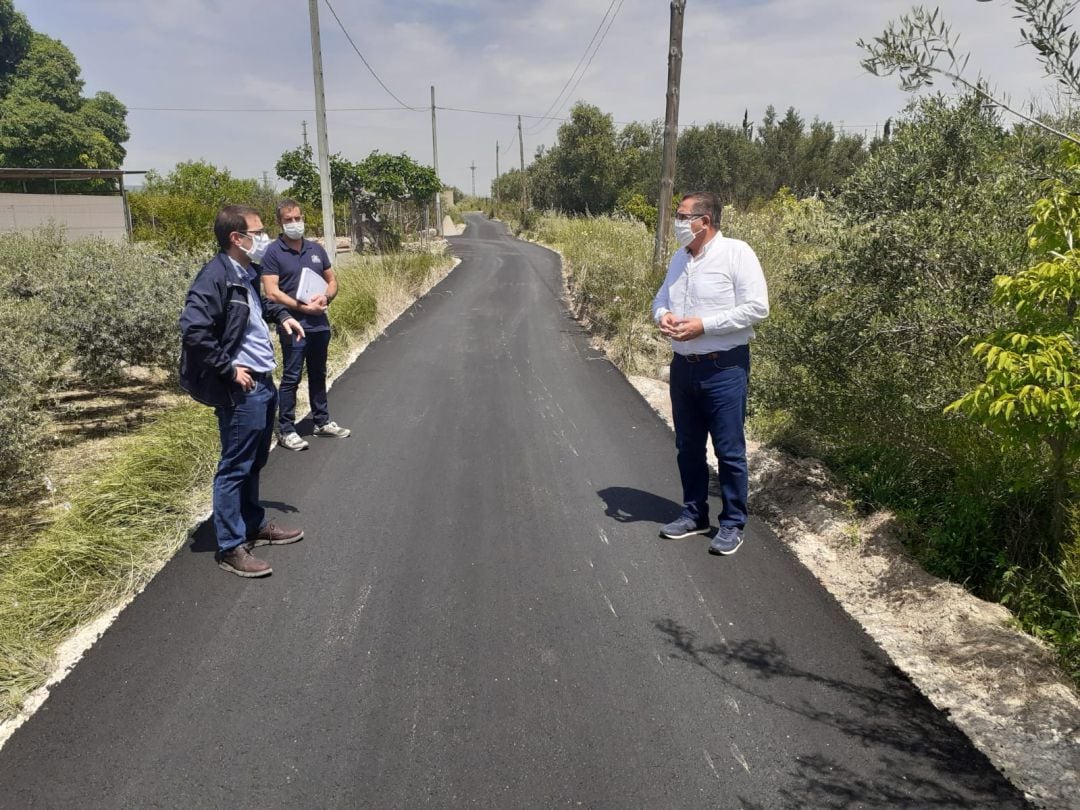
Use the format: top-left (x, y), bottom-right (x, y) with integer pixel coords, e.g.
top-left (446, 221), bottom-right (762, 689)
top-left (279, 432), bottom-right (309, 451)
top-left (314, 421), bottom-right (351, 438)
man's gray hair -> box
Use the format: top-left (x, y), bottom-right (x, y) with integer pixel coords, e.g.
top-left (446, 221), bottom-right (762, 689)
top-left (682, 191), bottom-right (722, 228)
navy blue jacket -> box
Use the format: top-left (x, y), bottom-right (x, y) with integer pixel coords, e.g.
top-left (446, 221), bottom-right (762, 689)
top-left (179, 253), bottom-right (291, 407)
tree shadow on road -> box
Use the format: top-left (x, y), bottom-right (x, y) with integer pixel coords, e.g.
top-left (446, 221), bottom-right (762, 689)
top-left (654, 619), bottom-right (1028, 808)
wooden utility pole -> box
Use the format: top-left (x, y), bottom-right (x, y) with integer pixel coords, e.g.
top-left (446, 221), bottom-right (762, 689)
top-left (652, 0), bottom-right (685, 272)
top-left (495, 141), bottom-right (500, 210)
top-left (518, 115), bottom-right (527, 222)
top-left (431, 85), bottom-right (443, 237)
top-left (307, 0), bottom-right (335, 257)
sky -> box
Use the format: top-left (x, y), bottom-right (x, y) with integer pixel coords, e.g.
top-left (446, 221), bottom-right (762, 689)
top-left (12, 0), bottom-right (1065, 195)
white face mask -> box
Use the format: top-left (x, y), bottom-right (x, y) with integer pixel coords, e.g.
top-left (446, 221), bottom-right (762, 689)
top-left (673, 218), bottom-right (696, 247)
top-left (282, 220), bottom-right (305, 240)
top-left (241, 232), bottom-right (271, 262)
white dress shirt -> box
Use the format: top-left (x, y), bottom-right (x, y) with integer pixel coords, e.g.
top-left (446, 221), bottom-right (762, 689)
top-left (652, 231), bottom-right (770, 355)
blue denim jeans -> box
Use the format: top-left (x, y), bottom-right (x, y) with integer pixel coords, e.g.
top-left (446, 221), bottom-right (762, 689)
top-left (277, 328), bottom-right (331, 434)
top-left (213, 374), bottom-right (276, 553)
top-left (669, 346), bottom-right (750, 528)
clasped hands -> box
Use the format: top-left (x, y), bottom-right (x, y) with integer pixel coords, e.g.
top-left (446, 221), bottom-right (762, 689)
top-left (297, 294), bottom-right (329, 316)
top-left (658, 312), bottom-right (705, 342)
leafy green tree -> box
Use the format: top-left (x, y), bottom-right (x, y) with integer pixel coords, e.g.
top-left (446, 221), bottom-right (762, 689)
top-left (617, 120), bottom-right (662, 204)
top-left (948, 140), bottom-right (1080, 549)
top-left (0, 19), bottom-right (128, 191)
top-left (129, 160), bottom-right (272, 253)
top-left (275, 143), bottom-right (362, 207)
top-left (549, 102), bottom-right (622, 214)
top-left (356, 151), bottom-right (440, 202)
top-left (0, 0), bottom-right (31, 98)
top-left (859, 1), bottom-right (1080, 146)
top-left (676, 122), bottom-right (767, 208)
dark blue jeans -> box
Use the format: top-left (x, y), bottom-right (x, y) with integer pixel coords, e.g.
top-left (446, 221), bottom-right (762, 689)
top-left (213, 374), bottom-right (276, 553)
top-left (669, 346), bottom-right (750, 528)
top-left (278, 328), bottom-right (331, 434)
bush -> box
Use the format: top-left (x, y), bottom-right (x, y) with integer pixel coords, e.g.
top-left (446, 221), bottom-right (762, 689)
top-left (0, 227), bottom-right (200, 490)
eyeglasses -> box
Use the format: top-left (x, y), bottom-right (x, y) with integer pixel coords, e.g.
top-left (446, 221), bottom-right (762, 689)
top-left (237, 228), bottom-right (267, 237)
top-left (674, 213), bottom-right (705, 222)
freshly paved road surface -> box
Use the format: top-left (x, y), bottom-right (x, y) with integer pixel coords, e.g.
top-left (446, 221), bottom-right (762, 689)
top-left (0, 215), bottom-right (1027, 808)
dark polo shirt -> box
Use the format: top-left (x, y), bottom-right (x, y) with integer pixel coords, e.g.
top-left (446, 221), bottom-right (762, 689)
top-left (259, 235), bottom-right (332, 333)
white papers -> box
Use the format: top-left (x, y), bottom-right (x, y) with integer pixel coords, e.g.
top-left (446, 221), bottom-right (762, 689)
top-left (296, 267), bottom-right (328, 303)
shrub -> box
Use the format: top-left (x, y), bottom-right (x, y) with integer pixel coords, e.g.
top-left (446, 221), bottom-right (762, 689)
top-left (0, 228), bottom-right (200, 490)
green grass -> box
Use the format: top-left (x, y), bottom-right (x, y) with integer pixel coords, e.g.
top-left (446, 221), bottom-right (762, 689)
top-left (0, 404), bottom-right (218, 715)
top-left (0, 248), bottom-right (452, 722)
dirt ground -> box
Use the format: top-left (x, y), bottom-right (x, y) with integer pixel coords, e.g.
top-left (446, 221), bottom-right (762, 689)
top-left (628, 374), bottom-right (1080, 809)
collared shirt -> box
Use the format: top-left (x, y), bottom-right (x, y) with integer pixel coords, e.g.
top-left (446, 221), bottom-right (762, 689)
top-left (652, 231), bottom-right (770, 354)
top-left (227, 256), bottom-right (276, 373)
top-left (260, 235), bottom-right (333, 332)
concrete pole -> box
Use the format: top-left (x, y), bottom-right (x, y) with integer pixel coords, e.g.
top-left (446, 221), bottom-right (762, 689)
top-left (308, 0), bottom-right (336, 257)
top-left (652, 0), bottom-right (685, 272)
top-left (518, 115), bottom-right (527, 222)
top-left (431, 85), bottom-right (443, 237)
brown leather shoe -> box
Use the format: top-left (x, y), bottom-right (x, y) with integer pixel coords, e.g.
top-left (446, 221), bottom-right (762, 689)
top-left (217, 545), bottom-right (272, 578)
top-left (247, 522), bottom-right (304, 548)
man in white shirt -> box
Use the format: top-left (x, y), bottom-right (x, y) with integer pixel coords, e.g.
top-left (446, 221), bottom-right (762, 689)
top-left (651, 192), bottom-right (769, 555)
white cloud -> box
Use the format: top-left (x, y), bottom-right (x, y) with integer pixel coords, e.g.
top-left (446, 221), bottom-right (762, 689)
top-left (13, 0), bottom-right (1063, 193)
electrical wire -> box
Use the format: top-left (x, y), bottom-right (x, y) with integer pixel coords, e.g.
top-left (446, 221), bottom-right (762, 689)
top-left (322, 0), bottom-right (423, 111)
top-left (524, 0), bottom-right (619, 136)
top-left (529, 0), bottom-right (625, 135)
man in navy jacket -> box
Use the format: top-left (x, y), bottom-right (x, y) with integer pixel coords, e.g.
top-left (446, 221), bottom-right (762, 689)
top-left (180, 205), bottom-right (306, 577)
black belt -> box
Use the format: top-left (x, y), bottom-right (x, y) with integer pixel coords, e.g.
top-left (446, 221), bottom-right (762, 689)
top-left (675, 345), bottom-right (749, 364)
top-left (681, 352), bottom-right (723, 363)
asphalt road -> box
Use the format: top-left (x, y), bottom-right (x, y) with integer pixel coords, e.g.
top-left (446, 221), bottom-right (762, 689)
top-left (0, 214), bottom-right (1027, 808)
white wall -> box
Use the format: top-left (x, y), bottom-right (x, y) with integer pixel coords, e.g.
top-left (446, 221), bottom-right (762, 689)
top-left (0, 193), bottom-right (127, 242)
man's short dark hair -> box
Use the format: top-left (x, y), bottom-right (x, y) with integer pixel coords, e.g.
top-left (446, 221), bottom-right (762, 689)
top-left (276, 198), bottom-right (303, 223)
top-left (214, 205), bottom-right (259, 252)
top-left (682, 191), bottom-right (722, 228)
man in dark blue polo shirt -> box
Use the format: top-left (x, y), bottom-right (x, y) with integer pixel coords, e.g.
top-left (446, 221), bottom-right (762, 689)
top-left (261, 198), bottom-right (351, 450)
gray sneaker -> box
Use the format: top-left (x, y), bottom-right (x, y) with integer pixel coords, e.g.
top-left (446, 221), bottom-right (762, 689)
top-left (660, 515), bottom-right (710, 539)
top-left (314, 421), bottom-right (351, 438)
top-left (709, 526), bottom-right (744, 556)
top-left (279, 432), bottom-right (309, 451)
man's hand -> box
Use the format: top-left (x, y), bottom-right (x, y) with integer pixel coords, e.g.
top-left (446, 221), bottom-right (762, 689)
top-left (281, 317), bottom-right (306, 341)
top-left (659, 314), bottom-right (705, 342)
top-left (234, 365), bottom-right (255, 392)
top-left (309, 293), bottom-right (329, 308)
top-left (297, 300), bottom-right (328, 316)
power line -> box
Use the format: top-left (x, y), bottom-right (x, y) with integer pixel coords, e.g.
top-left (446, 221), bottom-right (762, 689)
top-left (128, 104), bottom-right (882, 141)
top-left (128, 106), bottom-right (417, 112)
top-left (321, 0), bottom-right (422, 110)
top-left (524, 0), bottom-right (619, 136)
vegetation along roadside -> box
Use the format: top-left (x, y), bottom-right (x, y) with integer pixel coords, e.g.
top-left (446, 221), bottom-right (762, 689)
top-left (0, 238), bottom-right (452, 723)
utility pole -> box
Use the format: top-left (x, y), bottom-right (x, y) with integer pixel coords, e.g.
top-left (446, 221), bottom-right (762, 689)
top-left (302, 120), bottom-right (309, 148)
top-left (469, 161), bottom-right (477, 198)
top-left (518, 115), bottom-right (527, 222)
top-left (262, 171), bottom-right (270, 190)
top-left (495, 141), bottom-right (500, 210)
top-left (653, 0), bottom-right (685, 272)
top-left (431, 85), bottom-right (442, 237)
top-left (307, 0), bottom-right (335, 257)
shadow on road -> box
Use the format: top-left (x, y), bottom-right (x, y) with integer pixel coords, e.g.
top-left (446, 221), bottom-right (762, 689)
top-left (187, 500), bottom-right (301, 554)
top-left (597, 486), bottom-right (681, 525)
top-left (653, 618), bottom-right (1028, 808)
